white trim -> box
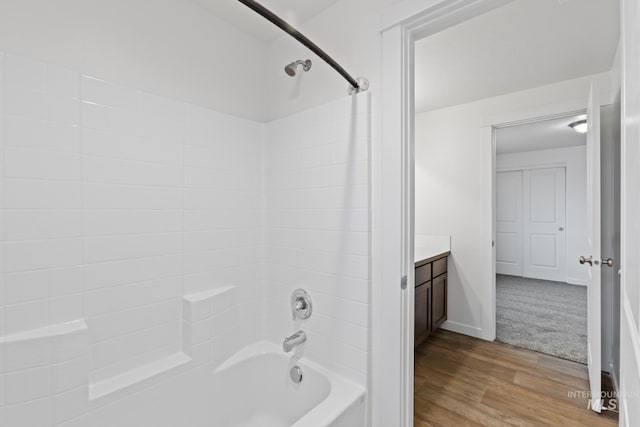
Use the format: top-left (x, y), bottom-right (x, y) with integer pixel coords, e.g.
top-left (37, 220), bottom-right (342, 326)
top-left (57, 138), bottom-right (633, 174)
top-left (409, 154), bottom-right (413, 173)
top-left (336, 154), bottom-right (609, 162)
top-left (373, 23), bottom-right (408, 427)
top-left (381, 0), bottom-right (514, 34)
top-left (376, 1), bottom-right (519, 425)
top-left (441, 320), bottom-right (484, 338)
top-left (481, 100), bottom-right (588, 127)
top-left (497, 162), bottom-right (569, 173)
top-left (567, 277), bottom-right (588, 287)
top-left (481, 126), bottom-right (497, 341)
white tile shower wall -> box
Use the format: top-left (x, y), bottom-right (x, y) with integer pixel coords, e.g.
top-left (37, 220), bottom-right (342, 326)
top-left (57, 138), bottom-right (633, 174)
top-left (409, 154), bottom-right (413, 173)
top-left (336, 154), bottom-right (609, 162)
top-left (81, 76), bottom-right (184, 384)
top-left (2, 54), bottom-right (82, 337)
top-left (264, 94), bottom-right (370, 385)
top-left (0, 52), bottom-right (264, 423)
top-left (183, 104), bottom-right (264, 365)
top-left (0, 51), bottom-right (371, 425)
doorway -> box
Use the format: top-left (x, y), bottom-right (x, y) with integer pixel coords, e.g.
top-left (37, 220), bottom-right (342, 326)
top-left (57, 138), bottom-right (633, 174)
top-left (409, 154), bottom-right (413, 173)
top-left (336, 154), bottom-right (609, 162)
top-left (376, 0), bottom-right (621, 424)
top-left (493, 113), bottom-right (589, 364)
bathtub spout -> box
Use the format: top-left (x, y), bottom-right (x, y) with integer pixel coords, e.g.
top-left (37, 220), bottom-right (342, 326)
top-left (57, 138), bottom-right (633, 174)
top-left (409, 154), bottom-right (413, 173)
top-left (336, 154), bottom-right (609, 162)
top-left (283, 330), bottom-right (306, 353)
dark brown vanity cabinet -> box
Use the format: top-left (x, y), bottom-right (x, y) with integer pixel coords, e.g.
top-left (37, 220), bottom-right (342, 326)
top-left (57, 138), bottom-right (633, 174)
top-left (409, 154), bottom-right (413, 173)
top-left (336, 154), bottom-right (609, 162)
top-left (414, 253), bottom-right (448, 347)
top-left (414, 280), bottom-right (431, 344)
top-left (431, 273), bottom-right (447, 330)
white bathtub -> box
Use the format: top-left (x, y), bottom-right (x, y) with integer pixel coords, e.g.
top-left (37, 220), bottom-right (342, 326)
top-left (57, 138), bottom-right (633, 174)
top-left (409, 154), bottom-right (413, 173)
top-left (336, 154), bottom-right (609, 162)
top-left (211, 341), bottom-right (366, 426)
top-left (91, 341), bottom-right (366, 427)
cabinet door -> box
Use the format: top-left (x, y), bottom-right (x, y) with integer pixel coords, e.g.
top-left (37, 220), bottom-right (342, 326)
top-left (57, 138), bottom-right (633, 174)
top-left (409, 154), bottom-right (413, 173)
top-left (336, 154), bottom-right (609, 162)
top-left (415, 282), bottom-right (431, 347)
top-left (432, 273), bottom-right (447, 331)
top-left (415, 263), bottom-right (432, 285)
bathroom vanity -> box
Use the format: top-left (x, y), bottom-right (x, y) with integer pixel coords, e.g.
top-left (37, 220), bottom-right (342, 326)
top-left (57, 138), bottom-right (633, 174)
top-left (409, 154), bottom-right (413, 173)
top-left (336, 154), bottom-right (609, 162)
top-left (414, 235), bottom-right (450, 348)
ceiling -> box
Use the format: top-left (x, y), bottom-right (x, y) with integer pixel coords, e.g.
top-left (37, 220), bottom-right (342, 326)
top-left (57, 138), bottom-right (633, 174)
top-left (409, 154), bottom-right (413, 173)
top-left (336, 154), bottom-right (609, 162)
top-left (193, 0), bottom-right (342, 42)
top-left (495, 114), bottom-right (586, 155)
top-left (415, 0), bottom-right (620, 113)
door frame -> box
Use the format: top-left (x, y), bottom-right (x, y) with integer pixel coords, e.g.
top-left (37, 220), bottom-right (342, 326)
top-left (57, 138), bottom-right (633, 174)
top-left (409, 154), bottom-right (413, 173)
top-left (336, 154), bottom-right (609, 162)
top-left (486, 108), bottom-right (586, 341)
top-left (619, 0), bottom-right (640, 425)
top-left (375, 1), bottom-right (517, 425)
top-left (376, 1), bottom-right (607, 423)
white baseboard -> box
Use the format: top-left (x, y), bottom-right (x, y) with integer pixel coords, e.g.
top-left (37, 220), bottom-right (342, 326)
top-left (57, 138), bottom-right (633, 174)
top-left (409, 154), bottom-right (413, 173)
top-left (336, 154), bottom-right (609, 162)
top-left (567, 276), bottom-right (588, 286)
top-left (441, 320), bottom-right (484, 340)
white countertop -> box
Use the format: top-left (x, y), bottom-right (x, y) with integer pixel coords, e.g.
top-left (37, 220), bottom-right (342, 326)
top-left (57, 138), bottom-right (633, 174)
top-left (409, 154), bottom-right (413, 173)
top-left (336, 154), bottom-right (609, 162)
top-left (415, 234), bottom-right (451, 263)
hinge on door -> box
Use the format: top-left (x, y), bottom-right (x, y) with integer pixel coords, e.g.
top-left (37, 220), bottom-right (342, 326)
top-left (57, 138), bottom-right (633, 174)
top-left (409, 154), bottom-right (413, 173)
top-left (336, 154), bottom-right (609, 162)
top-left (401, 275), bottom-right (407, 290)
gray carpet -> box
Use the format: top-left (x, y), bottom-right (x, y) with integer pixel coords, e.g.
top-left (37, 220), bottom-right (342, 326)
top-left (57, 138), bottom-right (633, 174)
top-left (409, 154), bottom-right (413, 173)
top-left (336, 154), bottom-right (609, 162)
top-left (496, 274), bottom-right (587, 364)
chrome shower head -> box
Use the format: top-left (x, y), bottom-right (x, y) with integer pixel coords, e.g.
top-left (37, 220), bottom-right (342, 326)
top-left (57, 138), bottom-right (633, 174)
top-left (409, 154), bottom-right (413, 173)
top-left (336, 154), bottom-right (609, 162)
top-left (284, 63), bottom-right (297, 76)
top-left (284, 59), bottom-right (312, 77)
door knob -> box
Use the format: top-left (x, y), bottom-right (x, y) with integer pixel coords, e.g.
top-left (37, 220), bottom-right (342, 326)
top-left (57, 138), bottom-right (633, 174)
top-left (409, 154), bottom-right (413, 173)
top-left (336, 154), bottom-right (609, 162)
top-left (579, 256), bottom-right (614, 267)
top-left (601, 258), bottom-right (614, 267)
top-left (579, 255), bottom-right (593, 266)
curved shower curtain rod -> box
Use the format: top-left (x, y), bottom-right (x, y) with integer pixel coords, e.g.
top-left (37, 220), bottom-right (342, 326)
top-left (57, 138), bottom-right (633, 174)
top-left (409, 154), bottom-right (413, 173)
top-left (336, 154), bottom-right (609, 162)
top-left (238, 0), bottom-right (368, 93)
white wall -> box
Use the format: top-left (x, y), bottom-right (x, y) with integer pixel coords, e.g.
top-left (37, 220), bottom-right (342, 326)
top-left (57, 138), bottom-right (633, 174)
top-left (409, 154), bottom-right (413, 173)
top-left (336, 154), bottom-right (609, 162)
top-left (263, 0), bottom-right (392, 121)
top-left (0, 51), bottom-right (264, 425)
top-left (0, 0), bottom-right (401, 123)
top-left (496, 146), bottom-right (588, 286)
top-left (415, 72), bottom-right (612, 338)
top-left (263, 94), bottom-right (370, 386)
top-left (0, 0), bottom-right (268, 122)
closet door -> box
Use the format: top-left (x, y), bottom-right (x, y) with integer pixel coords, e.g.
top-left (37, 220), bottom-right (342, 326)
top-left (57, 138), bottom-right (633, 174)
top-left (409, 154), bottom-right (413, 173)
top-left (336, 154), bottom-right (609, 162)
top-left (523, 167), bottom-right (566, 281)
top-left (496, 171), bottom-right (524, 276)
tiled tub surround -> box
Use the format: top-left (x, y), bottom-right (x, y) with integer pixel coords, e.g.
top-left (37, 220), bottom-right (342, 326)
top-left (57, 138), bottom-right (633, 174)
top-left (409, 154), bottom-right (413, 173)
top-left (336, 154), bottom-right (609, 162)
top-left (0, 52), bottom-right (370, 426)
top-left (264, 97), bottom-right (370, 385)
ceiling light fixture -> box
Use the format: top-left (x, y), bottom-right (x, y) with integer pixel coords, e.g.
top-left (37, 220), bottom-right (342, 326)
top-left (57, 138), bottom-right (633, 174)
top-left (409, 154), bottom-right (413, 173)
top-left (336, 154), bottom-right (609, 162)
top-left (568, 119), bottom-right (588, 134)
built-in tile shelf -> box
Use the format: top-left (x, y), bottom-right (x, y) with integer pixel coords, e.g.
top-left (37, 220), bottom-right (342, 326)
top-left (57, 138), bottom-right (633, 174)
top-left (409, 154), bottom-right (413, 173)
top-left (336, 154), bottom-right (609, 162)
top-left (0, 318), bottom-right (87, 346)
top-left (0, 285), bottom-right (240, 408)
top-left (182, 286), bottom-right (237, 322)
top-left (0, 320), bottom-right (89, 425)
top-left (89, 352), bottom-right (191, 401)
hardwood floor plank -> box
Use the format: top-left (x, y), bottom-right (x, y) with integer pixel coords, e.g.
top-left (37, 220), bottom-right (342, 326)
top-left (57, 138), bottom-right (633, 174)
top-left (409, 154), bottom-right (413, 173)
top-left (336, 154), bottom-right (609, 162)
top-left (417, 345), bottom-right (518, 384)
top-left (416, 385), bottom-right (530, 427)
top-left (481, 388), bottom-right (590, 427)
top-left (485, 376), bottom-right (616, 426)
top-left (414, 417), bottom-right (435, 427)
top-left (535, 352), bottom-right (590, 381)
top-left (414, 330), bottom-right (618, 427)
top-left (415, 367), bottom-right (487, 403)
top-left (415, 395), bottom-right (485, 427)
top-left (512, 370), bottom-right (592, 408)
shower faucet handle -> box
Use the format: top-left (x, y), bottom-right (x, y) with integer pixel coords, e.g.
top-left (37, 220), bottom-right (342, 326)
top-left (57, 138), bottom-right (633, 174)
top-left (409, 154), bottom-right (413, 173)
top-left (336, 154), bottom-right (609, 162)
top-left (291, 289), bottom-right (312, 320)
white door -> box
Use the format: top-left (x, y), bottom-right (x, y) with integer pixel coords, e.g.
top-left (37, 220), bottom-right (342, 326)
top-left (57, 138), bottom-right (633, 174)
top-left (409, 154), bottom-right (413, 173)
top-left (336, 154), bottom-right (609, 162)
top-left (584, 82), bottom-right (602, 413)
top-left (496, 171), bottom-right (524, 276)
top-left (619, 0), bottom-right (640, 423)
top-left (523, 167), bottom-right (567, 282)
